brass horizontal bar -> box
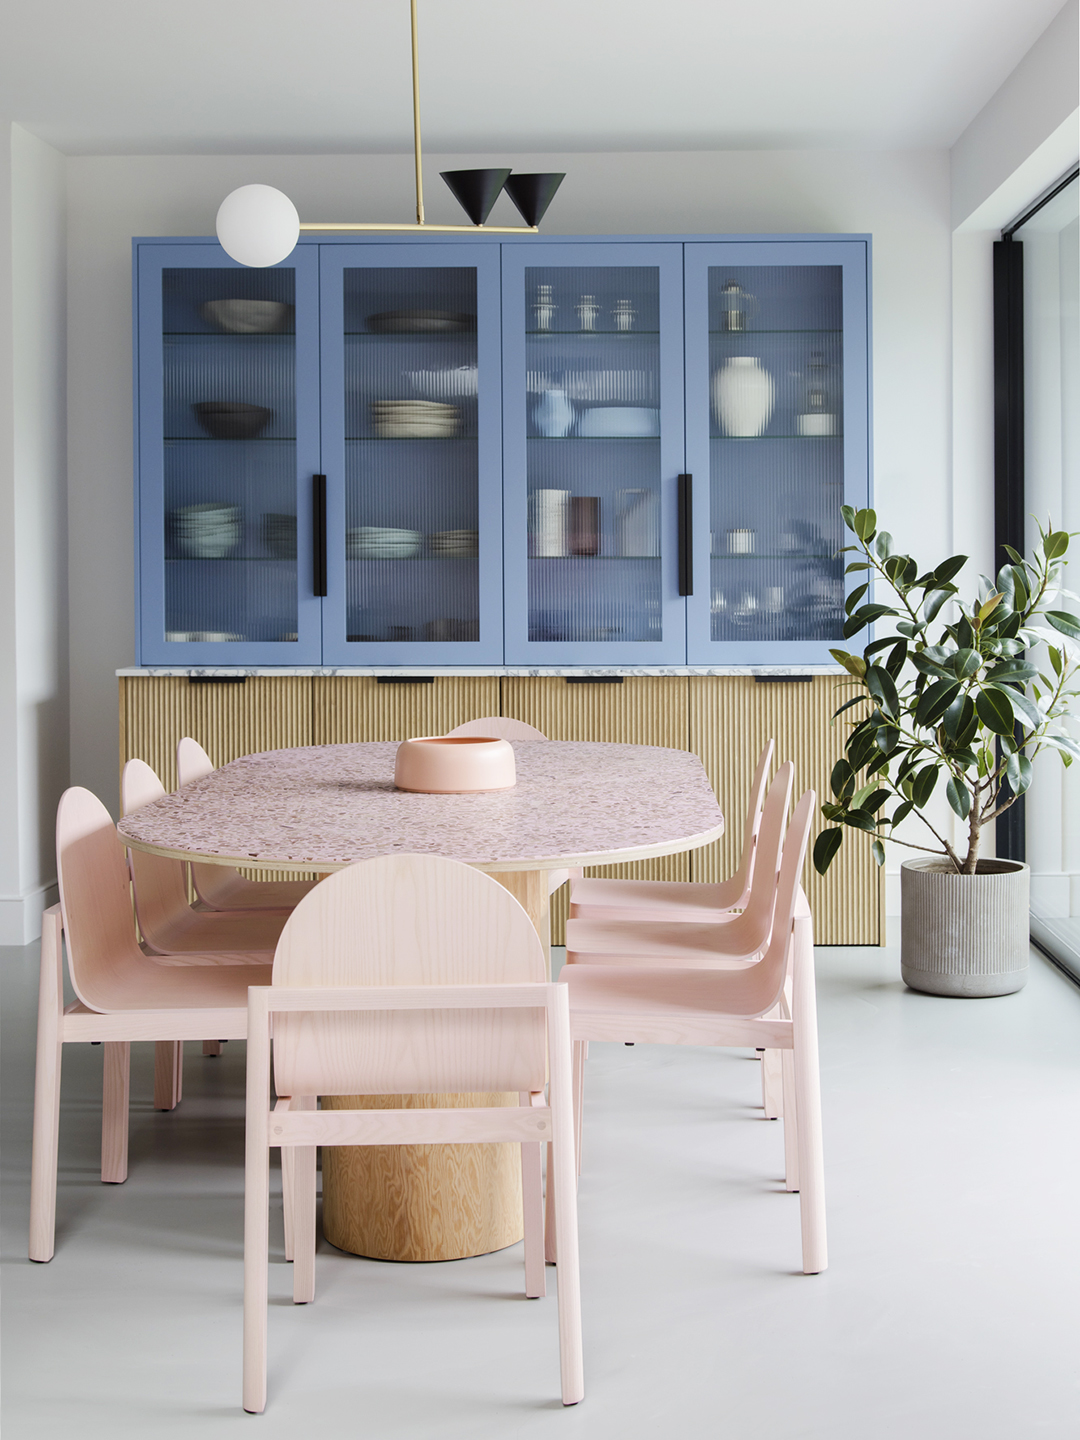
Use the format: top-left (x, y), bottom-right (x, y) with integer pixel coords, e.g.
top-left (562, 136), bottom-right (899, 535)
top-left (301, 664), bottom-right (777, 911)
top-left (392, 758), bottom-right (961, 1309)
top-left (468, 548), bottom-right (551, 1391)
top-left (298, 222), bottom-right (538, 234)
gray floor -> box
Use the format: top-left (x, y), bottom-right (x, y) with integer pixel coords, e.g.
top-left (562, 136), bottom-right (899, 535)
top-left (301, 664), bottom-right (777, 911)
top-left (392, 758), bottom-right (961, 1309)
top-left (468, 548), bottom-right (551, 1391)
top-left (3, 938), bottom-right (1079, 1439)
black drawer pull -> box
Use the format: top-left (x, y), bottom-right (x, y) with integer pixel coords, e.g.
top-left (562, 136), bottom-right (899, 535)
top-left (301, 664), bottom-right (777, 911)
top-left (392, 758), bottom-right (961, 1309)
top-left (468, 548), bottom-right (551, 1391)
top-left (377, 676), bottom-right (435, 684)
top-left (188, 675), bottom-right (246, 685)
top-left (566, 676), bottom-right (624, 684)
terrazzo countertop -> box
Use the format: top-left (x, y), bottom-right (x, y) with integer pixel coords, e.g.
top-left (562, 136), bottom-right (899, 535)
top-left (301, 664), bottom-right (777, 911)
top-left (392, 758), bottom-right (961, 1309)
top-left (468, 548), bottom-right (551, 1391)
top-left (117, 740), bottom-right (726, 874)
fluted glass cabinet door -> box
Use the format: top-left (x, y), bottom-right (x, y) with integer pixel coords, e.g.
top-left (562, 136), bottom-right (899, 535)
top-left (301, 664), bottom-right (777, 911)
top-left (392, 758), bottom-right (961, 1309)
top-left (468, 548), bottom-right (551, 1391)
top-left (136, 242), bottom-right (322, 665)
top-left (319, 243), bottom-right (503, 664)
top-left (684, 240), bottom-right (870, 663)
top-left (501, 242), bottom-right (686, 663)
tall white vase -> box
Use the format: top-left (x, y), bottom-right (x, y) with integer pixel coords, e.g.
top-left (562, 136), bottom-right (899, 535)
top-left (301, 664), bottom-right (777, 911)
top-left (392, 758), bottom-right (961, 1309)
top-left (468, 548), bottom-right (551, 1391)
top-left (713, 357), bottom-right (775, 438)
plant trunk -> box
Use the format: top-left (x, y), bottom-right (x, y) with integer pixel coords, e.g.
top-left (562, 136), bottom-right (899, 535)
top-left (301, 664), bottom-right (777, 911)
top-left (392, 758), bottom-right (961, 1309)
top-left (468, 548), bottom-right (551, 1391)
top-left (961, 809), bottom-right (982, 874)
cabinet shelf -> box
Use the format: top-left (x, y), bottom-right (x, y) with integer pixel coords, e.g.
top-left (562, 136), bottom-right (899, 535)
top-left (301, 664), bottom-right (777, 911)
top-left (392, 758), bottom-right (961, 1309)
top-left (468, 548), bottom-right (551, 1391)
top-left (526, 330), bottom-right (660, 338)
top-left (527, 435), bottom-right (660, 443)
top-left (711, 552), bottom-right (835, 561)
top-left (710, 434), bottom-right (844, 442)
top-left (163, 436), bottom-right (296, 444)
top-left (709, 328), bottom-right (842, 336)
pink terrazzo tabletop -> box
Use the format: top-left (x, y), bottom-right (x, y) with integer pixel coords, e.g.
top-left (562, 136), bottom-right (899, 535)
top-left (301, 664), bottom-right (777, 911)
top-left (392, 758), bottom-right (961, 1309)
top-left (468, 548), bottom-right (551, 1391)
top-left (116, 741), bottom-right (725, 873)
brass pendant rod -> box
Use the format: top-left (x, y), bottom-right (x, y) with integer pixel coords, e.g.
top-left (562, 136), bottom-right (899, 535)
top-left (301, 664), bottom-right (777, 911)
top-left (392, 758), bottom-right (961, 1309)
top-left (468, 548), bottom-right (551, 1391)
top-left (299, 222), bottom-right (537, 233)
top-left (410, 0), bottom-right (425, 226)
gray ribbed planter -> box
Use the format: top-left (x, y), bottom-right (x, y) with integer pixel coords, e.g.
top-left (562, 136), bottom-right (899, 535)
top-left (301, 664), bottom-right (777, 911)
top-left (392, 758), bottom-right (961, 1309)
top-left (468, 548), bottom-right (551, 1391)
top-left (900, 857), bottom-right (1030, 997)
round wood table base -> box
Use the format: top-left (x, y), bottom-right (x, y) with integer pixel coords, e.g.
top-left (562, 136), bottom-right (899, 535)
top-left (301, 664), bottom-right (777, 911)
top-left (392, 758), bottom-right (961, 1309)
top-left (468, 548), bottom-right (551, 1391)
top-left (320, 1093), bottom-right (525, 1262)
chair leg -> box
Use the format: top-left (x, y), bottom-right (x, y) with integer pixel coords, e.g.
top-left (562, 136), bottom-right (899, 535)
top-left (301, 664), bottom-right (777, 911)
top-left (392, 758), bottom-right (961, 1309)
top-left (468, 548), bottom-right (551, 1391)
top-left (792, 914), bottom-right (827, 1274)
top-left (291, 1098), bottom-right (317, 1305)
top-left (544, 1140), bottom-right (557, 1264)
top-left (572, 1041), bottom-right (586, 1178)
top-left (29, 908), bottom-right (64, 1263)
top-left (101, 1043), bottom-right (130, 1183)
top-left (549, 995), bottom-right (584, 1406)
top-left (276, 1099), bottom-right (295, 1262)
top-left (154, 1040), bottom-right (183, 1110)
top-left (243, 992), bottom-right (271, 1414)
top-left (520, 1093), bottom-right (546, 1298)
top-left (781, 1048), bottom-right (800, 1192)
top-left (761, 1048), bottom-right (783, 1120)
top-left (202, 1040), bottom-right (222, 1057)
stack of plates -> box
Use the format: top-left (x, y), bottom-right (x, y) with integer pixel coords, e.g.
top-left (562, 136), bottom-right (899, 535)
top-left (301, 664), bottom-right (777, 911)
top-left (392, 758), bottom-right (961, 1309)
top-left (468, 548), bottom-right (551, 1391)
top-left (371, 400), bottom-right (459, 438)
top-left (262, 513), bottom-right (297, 559)
top-left (171, 503), bottom-right (241, 558)
top-left (430, 529), bottom-right (479, 558)
top-left (346, 526), bottom-right (423, 560)
top-left (165, 631), bottom-right (244, 642)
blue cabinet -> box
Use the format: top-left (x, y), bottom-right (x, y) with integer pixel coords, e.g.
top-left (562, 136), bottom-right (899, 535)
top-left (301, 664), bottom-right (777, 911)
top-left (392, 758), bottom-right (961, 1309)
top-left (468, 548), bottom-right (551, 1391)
top-left (133, 234), bottom-right (870, 666)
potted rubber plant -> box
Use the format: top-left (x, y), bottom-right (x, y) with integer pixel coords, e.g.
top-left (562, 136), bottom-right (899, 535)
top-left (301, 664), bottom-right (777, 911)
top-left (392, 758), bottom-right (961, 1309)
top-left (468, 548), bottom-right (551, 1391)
top-left (815, 507), bottom-right (1080, 996)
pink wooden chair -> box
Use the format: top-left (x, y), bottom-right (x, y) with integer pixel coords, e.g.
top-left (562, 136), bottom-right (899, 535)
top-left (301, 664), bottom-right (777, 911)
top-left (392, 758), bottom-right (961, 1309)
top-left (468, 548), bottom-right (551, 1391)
top-left (559, 791), bottom-right (826, 1276)
top-left (242, 853), bottom-right (583, 1412)
top-left (569, 739), bottom-right (775, 924)
top-left (176, 737), bottom-right (318, 912)
top-left (29, 787), bottom-right (273, 1263)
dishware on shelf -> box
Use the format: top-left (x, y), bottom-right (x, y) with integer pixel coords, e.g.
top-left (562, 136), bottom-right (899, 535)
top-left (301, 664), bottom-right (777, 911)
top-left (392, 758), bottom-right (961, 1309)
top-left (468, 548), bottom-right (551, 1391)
top-left (713, 356), bottom-right (774, 437)
top-left (726, 527), bottom-right (755, 555)
top-left (365, 309), bottom-right (476, 334)
top-left (568, 497), bottom-right (601, 557)
top-left (170, 502), bottom-right (242, 558)
top-left (261, 513), bottom-right (297, 559)
top-left (504, 172), bottom-right (565, 227)
top-left (394, 735), bottom-right (517, 794)
top-left (533, 284), bottom-right (556, 332)
top-left (612, 299), bottom-right (635, 332)
top-left (165, 630), bottom-right (244, 642)
top-left (200, 299), bottom-right (293, 334)
top-left (576, 406), bottom-right (660, 438)
top-left (404, 366), bottom-right (478, 399)
top-left (346, 526), bottom-right (423, 560)
top-left (425, 617), bottom-right (480, 641)
top-left (532, 388), bottom-right (574, 437)
top-left (616, 488), bottom-right (660, 557)
top-left (797, 351), bottom-right (838, 436)
top-left (764, 585), bottom-right (785, 612)
top-left (388, 625), bottom-right (415, 642)
top-left (718, 280), bottom-right (756, 333)
top-left (370, 400), bottom-right (459, 438)
top-left (528, 489), bottom-right (570, 557)
top-left (429, 529), bottom-right (479, 558)
top-left (439, 168), bottom-right (511, 226)
top-left (192, 402), bottom-right (273, 440)
top-left (576, 295), bottom-right (600, 331)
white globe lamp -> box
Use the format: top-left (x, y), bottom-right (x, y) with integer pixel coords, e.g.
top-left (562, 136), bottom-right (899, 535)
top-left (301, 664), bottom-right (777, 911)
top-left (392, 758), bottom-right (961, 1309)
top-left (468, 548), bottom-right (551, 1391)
top-left (216, 185), bottom-right (300, 268)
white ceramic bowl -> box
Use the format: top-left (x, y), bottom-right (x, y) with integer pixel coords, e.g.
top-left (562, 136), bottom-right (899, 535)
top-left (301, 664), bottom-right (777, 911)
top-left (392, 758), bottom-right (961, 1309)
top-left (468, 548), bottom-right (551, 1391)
top-left (394, 736), bottom-right (517, 793)
top-left (577, 406), bottom-right (660, 438)
top-left (200, 299), bottom-right (292, 334)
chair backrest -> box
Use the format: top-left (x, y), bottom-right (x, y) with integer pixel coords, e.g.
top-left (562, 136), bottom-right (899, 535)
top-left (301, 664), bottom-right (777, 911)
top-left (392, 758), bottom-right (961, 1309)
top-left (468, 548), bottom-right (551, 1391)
top-left (271, 854), bottom-right (548, 1099)
top-left (736, 760), bottom-right (794, 944)
top-left (177, 736), bottom-right (215, 787)
top-left (55, 786), bottom-right (158, 1010)
top-left (741, 789), bottom-right (817, 1016)
top-left (447, 717), bottom-right (548, 741)
top-left (121, 758), bottom-right (193, 946)
top-left (729, 740), bottom-right (776, 899)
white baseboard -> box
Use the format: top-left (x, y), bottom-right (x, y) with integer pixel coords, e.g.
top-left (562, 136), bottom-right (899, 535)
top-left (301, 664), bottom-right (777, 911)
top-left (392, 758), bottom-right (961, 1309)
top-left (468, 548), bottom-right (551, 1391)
top-left (0, 881), bottom-right (59, 946)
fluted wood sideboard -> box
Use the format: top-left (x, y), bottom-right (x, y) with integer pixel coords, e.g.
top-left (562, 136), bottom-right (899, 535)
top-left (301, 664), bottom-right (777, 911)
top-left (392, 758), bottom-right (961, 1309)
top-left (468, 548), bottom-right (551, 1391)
top-left (118, 672), bottom-right (882, 944)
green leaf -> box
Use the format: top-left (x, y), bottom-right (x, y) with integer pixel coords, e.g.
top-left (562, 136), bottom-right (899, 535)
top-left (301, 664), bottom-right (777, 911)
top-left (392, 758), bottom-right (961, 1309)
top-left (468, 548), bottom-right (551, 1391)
top-left (830, 758), bottom-right (855, 799)
top-left (829, 648), bottom-right (867, 679)
top-left (889, 800), bottom-right (915, 827)
top-left (832, 694), bottom-right (869, 720)
top-left (863, 788), bottom-right (891, 814)
top-left (871, 839), bottom-right (886, 866)
top-left (875, 531), bottom-right (893, 560)
top-left (845, 561), bottom-right (872, 573)
top-left (911, 764), bottom-right (939, 807)
top-left (951, 648), bottom-right (982, 679)
top-left (1003, 544), bottom-right (1025, 566)
top-left (865, 665), bottom-right (899, 718)
top-left (875, 725), bottom-right (901, 756)
top-left (813, 827), bottom-right (844, 875)
top-left (915, 678), bottom-right (962, 728)
top-left (992, 685), bottom-right (1043, 732)
top-left (922, 588), bottom-right (953, 624)
top-left (841, 504), bottom-right (857, 533)
top-left (844, 582), bottom-right (869, 616)
top-left (946, 776), bottom-right (971, 819)
top-left (885, 640), bottom-right (908, 678)
top-left (846, 725), bottom-right (880, 773)
top-left (942, 693), bottom-right (975, 741)
top-left (986, 661), bottom-right (1039, 684)
top-left (1045, 530), bottom-right (1069, 560)
top-left (933, 555), bottom-right (968, 585)
top-left (853, 508), bottom-right (877, 542)
top-left (1006, 752), bottom-right (1033, 796)
top-left (1049, 645), bottom-right (1063, 677)
top-left (977, 592), bottom-right (1005, 624)
top-left (975, 686), bottom-right (1014, 737)
top-left (1042, 733), bottom-right (1080, 763)
top-left (1046, 610), bottom-right (1080, 641)
top-left (843, 808), bottom-right (878, 833)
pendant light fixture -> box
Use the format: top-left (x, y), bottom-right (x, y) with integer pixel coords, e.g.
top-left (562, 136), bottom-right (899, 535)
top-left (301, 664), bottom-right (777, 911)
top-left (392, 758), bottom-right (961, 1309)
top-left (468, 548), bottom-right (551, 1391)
top-left (217, 0), bottom-right (564, 267)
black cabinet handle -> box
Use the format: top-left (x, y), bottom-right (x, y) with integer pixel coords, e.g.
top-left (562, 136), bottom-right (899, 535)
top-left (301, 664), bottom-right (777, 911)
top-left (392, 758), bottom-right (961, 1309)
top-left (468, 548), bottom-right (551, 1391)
top-left (312, 474), bottom-right (327, 597)
top-left (678, 473), bottom-right (693, 596)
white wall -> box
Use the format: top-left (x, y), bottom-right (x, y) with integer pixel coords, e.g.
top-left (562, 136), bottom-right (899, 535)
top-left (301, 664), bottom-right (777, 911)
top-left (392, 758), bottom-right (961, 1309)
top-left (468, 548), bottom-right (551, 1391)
top-left (0, 123), bottom-right (69, 944)
top-left (66, 148), bottom-right (952, 846)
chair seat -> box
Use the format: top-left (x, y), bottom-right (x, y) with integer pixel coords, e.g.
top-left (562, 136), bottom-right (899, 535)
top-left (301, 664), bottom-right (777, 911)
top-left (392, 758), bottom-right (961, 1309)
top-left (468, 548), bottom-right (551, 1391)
top-left (145, 908), bottom-right (287, 953)
top-left (560, 961), bottom-right (777, 1023)
top-left (76, 956), bottom-right (274, 1012)
top-left (195, 873), bottom-right (316, 911)
top-left (565, 911), bottom-right (765, 968)
top-left (569, 875), bottom-right (742, 924)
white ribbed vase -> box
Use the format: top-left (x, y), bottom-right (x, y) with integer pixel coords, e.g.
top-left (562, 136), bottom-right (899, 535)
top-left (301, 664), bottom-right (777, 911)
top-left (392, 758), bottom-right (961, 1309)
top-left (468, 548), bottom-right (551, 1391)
top-left (900, 857), bottom-right (1029, 997)
top-left (713, 356), bottom-right (775, 437)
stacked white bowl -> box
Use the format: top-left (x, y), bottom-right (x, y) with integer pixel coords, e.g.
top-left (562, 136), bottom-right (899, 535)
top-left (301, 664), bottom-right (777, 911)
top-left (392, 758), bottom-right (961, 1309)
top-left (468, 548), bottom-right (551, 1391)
top-left (171, 503), bottom-right (241, 558)
top-left (371, 400), bottom-right (459, 438)
top-left (430, 529), bottom-right (479, 558)
top-left (346, 526), bottom-right (423, 560)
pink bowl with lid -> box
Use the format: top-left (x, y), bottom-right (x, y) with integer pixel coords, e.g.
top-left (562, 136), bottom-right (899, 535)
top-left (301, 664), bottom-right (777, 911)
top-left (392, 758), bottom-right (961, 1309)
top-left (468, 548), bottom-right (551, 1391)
top-left (394, 736), bottom-right (517, 794)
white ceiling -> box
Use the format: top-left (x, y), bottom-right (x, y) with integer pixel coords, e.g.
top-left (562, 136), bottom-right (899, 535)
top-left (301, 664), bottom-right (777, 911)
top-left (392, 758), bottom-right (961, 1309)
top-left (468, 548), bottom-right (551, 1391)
top-left (1, 0), bottom-right (1067, 156)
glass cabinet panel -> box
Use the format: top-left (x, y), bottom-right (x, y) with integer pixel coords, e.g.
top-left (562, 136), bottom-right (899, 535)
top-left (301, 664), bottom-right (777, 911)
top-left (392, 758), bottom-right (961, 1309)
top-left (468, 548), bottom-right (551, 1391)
top-left (137, 244), bottom-right (322, 664)
top-left (502, 243), bottom-right (686, 663)
top-left (319, 246), bottom-right (503, 664)
top-left (685, 242), bottom-right (870, 663)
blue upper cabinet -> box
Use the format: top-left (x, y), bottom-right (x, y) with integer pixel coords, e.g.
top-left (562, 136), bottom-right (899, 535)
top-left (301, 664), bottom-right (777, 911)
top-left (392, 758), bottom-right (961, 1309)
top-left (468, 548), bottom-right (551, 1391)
top-left (134, 234), bottom-right (870, 668)
top-left (135, 242), bottom-right (323, 665)
top-left (683, 240), bottom-right (871, 663)
top-left (318, 243), bottom-right (504, 665)
top-left (501, 242), bottom-right (687, 664)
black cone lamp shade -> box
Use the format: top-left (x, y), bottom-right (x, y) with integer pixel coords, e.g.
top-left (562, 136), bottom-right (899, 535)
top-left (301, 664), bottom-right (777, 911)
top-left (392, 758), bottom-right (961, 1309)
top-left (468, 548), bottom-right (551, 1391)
top-left (440, 168), bottom-right (512, 226)
top-left (504, 173), bottom-right (565, 228)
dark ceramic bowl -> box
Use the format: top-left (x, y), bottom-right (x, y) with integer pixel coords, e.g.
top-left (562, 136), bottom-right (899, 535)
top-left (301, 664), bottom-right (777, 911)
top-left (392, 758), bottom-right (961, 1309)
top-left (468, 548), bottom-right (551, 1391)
top-left (193, 402), bottom-right (273, 439)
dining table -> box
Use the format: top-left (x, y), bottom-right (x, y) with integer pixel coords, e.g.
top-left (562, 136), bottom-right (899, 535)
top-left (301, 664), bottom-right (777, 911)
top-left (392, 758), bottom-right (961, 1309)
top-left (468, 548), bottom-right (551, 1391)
top-left (117, 738), bottom-right (726, 1262)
